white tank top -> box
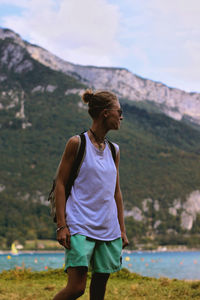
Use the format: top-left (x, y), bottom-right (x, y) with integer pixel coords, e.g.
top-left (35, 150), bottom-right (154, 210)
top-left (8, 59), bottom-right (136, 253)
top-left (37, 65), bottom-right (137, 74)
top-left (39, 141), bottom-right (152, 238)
top-left (65, 132), bottom-right (121, 240)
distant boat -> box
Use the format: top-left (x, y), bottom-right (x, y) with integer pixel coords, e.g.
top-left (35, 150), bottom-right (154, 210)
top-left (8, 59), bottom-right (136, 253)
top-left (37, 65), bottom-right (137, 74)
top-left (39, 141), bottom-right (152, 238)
top-left (11, 242), bottom-right (18, 255)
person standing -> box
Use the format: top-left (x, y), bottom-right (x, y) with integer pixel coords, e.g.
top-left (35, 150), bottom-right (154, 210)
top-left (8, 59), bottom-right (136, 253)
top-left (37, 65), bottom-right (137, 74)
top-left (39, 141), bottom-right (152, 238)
top-left (53, 89), bottom-right (129, 300)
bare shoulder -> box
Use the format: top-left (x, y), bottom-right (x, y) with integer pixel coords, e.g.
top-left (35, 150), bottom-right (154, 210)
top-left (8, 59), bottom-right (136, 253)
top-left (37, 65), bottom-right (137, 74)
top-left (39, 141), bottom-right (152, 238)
top-left (67, 135), bottom-right (80, 147)
top-left (63, 135), bottom-right (80, 159)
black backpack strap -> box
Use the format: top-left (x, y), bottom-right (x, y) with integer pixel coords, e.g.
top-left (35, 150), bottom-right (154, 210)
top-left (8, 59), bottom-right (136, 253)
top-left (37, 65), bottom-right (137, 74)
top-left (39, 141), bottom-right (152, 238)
top-left (65, 133), bottom-right (86, 199)
top-left (107, 140), bottom-right (116, 163)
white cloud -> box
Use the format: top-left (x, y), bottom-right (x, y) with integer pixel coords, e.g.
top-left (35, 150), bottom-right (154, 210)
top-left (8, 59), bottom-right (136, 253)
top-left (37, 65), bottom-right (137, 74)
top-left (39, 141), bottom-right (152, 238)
top-left (0, 0), bottom-right (26, 4)
top-left (0, 0), bottom-right (200, 92)
top-left (2, 0), bottom-right (123, 66)
top-left (114, 0), bottom-right (200, 92)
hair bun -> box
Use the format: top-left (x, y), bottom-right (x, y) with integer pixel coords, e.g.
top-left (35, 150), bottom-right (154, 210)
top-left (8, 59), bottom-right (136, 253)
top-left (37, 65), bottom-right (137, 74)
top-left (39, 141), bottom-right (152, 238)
top-left (82, 89), bottom-right (94, 104)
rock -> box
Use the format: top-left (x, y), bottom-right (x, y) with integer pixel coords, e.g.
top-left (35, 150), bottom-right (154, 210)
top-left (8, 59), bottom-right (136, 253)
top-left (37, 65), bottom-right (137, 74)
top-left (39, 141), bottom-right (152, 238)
top-left (181, 211), bottom-right (193, 230)
top-left (169, 198), bottom-right (181, 216)
top-left (16, 100), bottom-right (25, 119)
top-left (65, 88), bottom-right (85, 96)
top-left (0, 75), bottom-right (7, 82)
top-left (154, 220), bottom-right (161, 229)
top-left (125, 207), bottom-right (143, 221)
top-left (142, 198), bottom-right (152, 212)
top-left (31, 86), bottom-right (45, 93)
top-left (0, 184), bottom-right (5, 192)
top-left (181, 191), bottom-right (200, 230)
top-left (22, 121), bottom-right (32, 129)
top-left (154, 200), bottom-right (160, 211)
top-left (1, 42), bottom-right (33, 73)
top-left (169, 207), bottom-right (177, 216)
top-left (46, 85), bottom-right (57, 92)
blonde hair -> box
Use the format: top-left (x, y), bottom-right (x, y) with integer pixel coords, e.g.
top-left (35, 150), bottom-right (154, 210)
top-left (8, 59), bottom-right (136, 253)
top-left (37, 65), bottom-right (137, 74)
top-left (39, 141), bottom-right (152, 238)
top-left (82, 89), bottom-right (118, 119)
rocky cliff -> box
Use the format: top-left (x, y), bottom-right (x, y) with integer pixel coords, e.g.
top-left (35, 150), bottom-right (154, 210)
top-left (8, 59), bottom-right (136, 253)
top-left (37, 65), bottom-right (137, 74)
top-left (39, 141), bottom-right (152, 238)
top-left (125, 191), bottom-right (200, 231)
top-left (1, 28), bottom-right (200, 126)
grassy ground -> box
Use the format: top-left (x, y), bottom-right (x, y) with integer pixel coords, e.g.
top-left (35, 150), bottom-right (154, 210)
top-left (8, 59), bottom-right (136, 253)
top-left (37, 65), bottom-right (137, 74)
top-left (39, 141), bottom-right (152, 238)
top-left (0, 268), bottom-right (200, 300)
top-left (5, 239), bottom-right (200, 252)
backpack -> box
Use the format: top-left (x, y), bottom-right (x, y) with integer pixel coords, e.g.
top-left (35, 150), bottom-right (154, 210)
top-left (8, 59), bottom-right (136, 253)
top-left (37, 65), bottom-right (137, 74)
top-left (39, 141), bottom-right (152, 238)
top-left (48, 132), bottom-right (117, 223)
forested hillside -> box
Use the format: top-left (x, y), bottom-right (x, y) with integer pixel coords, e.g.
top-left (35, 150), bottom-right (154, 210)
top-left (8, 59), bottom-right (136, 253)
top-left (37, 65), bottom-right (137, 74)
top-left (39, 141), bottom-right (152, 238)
top-left (1, 33), bottom-right (200, 249)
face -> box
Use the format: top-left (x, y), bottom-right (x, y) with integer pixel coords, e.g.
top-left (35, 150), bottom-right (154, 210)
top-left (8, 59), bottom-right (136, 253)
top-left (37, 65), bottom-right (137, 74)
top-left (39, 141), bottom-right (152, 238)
top-left (104, 101), bottom-right (123, 130)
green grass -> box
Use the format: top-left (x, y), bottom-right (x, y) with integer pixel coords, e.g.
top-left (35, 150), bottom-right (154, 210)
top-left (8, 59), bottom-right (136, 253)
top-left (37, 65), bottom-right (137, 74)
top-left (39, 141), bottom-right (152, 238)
top-left (0, 268), bottom-right (200, 299)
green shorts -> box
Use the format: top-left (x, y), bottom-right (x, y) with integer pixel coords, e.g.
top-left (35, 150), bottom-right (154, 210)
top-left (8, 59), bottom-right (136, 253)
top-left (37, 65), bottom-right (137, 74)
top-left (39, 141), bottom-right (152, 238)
top-left (65, 234), bottom-right (122, 273)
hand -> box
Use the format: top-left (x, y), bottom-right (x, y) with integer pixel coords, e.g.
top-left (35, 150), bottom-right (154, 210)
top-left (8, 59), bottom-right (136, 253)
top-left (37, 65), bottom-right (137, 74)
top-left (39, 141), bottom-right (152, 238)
top-left (121, 232), bottom-right (129, 249)
top-left (57, 226), bottom-right (71, 249)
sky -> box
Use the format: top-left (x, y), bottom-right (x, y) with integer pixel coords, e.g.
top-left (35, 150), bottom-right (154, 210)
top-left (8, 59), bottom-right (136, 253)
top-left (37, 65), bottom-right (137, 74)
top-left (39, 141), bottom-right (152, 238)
top-left (0, 0), bottom-right (199, 93)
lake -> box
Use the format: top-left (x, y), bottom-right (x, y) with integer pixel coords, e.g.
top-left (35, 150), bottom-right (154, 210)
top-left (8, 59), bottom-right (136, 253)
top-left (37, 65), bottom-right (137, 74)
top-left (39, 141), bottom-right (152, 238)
top-left (1, 251), bottom-right (200, 280)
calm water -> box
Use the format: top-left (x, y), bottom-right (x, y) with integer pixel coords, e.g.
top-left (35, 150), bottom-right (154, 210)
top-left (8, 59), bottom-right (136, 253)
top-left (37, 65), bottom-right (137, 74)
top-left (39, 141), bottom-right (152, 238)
top-left (1, 251), bottom-right (200, 280)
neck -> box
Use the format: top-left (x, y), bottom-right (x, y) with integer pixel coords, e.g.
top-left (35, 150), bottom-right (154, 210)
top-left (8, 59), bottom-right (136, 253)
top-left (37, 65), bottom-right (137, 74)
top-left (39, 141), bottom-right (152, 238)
top-left (90, 121), bottom-right (108, 139)
top-left (89, 128), bottom-right (105, 144)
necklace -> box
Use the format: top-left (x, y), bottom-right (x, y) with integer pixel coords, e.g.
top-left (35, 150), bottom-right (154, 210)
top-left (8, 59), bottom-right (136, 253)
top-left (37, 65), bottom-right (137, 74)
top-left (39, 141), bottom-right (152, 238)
top-left (89, 128), bottom-right (106, 150)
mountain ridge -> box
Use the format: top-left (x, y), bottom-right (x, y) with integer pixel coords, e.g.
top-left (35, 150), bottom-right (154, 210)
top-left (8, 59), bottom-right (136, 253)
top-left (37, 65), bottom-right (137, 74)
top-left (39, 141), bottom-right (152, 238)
top-left (1, 27), bottom-right (200, 126)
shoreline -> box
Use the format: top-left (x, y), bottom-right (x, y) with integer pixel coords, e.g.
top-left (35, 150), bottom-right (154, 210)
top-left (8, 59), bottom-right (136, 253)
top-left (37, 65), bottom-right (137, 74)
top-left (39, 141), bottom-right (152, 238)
top-left (1, 248), bottom-right (200, 255)
top-left (0, 250), bottom-right (65, 254)
top-left (124, 247), bottom-right (200, 253)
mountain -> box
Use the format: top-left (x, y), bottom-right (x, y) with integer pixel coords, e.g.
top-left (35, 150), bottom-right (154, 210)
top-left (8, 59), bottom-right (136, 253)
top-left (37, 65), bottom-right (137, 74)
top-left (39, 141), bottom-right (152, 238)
top-left (1, 28), bottom-right (200, 249)
top-left (1, 28), bottom-right (200, 126)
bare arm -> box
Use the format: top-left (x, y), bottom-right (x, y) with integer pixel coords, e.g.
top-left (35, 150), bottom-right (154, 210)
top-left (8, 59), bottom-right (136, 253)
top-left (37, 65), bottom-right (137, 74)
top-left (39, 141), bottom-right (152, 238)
top-left (55, 135), bottom-right (79, 248)
top-left (114, 150), bottom-right (129, 248)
